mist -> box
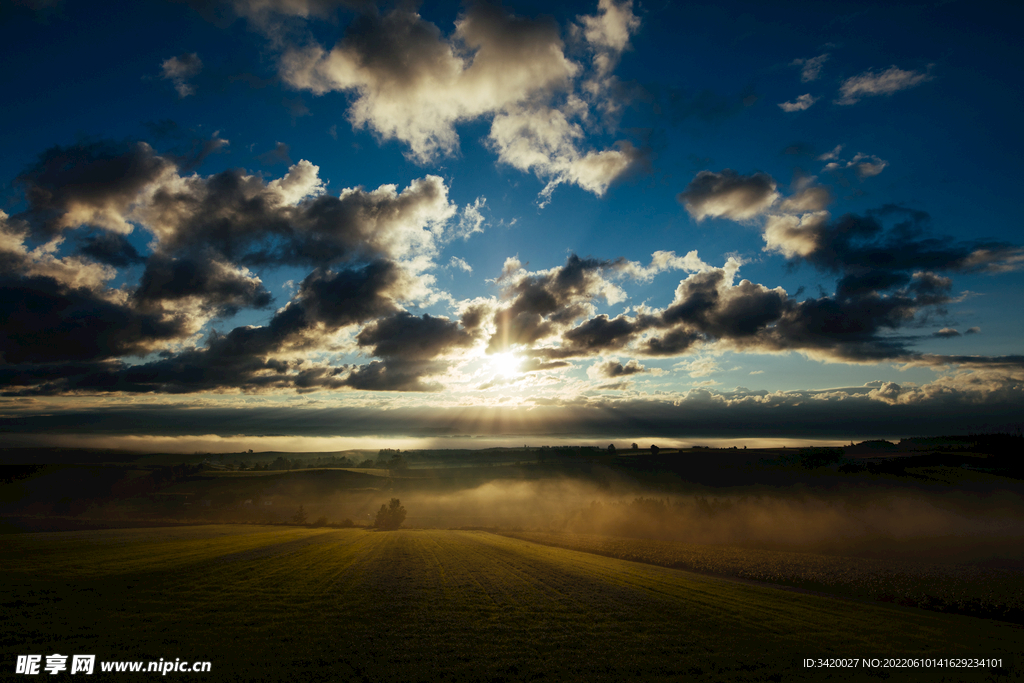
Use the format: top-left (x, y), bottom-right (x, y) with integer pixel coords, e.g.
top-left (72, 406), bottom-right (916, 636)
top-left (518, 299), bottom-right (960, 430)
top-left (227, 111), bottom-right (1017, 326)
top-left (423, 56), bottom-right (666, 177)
top-left (251, 474), bottom-right (1024, 564)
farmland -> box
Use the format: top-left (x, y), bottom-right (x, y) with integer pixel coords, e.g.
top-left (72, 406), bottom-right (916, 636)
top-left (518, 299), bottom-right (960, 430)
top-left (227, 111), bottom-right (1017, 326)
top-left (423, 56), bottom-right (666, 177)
top-left (2, 526), bottom-right (1022, 681)
top-left (499, 531), bottom-right (1024, 622)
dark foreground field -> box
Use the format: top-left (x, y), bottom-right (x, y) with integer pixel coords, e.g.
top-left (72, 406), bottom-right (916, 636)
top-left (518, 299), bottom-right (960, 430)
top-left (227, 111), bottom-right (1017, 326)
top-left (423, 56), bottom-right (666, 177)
top-left (2, 526), bottom-right (1021, 682)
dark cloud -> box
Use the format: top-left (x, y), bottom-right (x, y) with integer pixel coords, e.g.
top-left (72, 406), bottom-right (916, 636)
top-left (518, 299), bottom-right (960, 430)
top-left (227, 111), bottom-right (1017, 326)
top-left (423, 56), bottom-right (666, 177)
top-left (765, 205), bottom-right (1024, 279)
top-left (133, 254), bottom-right (273, 316)
top-left (488, 254), bottom-right (617, 353)
top-left (356, 312), bottom-right (476, 361)
top-left (343, 359), bottom-right (448, 392)
top-left (555, 313), bottom-right (642, 356)
top-left (0, 260), bottom-right (407, 395)
top-left (257, 141), bottom-right (292, 166)
top-left (520, 358), bottom-right (571, 373)
top-left (0, 274), bottom-right (186, 364)
top-left (75, 231), bottom-right (144, 267)
top-left (146, 165), bottom-right (450, 269)
top-left (15, 140), bottom-right (174, 237)
top-left (678, 169), bottom-right (778, 221)
top-left (4, 383), bottom-right (1021, 440)
top-left (591, 359), bottom-right (645, 378)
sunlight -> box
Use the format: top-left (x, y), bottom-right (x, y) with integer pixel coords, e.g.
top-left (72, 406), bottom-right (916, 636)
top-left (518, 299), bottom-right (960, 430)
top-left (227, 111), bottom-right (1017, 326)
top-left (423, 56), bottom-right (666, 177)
top-left (488, 352), bottom-right (522, 379)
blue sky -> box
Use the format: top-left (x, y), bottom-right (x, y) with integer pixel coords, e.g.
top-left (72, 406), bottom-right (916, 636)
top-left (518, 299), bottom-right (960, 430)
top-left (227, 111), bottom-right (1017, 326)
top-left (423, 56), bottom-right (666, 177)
top-left (1, 0), bottom-right (1021, 451)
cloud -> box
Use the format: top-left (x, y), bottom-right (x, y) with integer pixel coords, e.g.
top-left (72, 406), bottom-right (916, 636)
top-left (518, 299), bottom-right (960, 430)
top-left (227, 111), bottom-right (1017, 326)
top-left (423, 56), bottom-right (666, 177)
top-left (791, 54), bottom-right (828, 82)
top-left (161, 53), bottom-right (203, 97)
top-left (275, 2), bottom-right (641, 200)
top-left (934, 328), bottom-right (960, 338)
top-left (675, 357), bottom-right (718, 377)
top-left (355, 311), bottom-right (476, 361)
top-left (823, 152), bottom-right (888, 179)
top-left (448, 256), bottom-right (472, 274)
top-left (257, 141), bottom-right (292, 165)
top-left (488, 254), bottom-right (627, 353)
top-left (763, 205), bottom-right (1024, 279)
top-left (133, 254), bottom-right (273, 317)
top-left (778, 94), bottom-right (818, 112)
top-left (836, 65), bottom-right (934, 105)
top-left (75, 230), bottom-right (144, 267)
top-left (578, 0), bottom-right (640, 54)
top-left (278, 5), bottom-right (577, 160)
top-left (618, 249), bottom-right (713, 282)
top-left (777, 185), bottom-right (832, 214)
top-left (15, 140), bottom-right (176, 236)
top-left (587, 358), bottom-right (644, 379)
top-left (0, 274), bottom-right (187, 365)
top-left (965, 326), bottom-right (981, 335)
top-left (678, 169), bottom-right (779, 222)
top-left (490, 109), bottom-right (642, 203)
top-left (6, 374), bottom-right (1021, 439)
top-left (452, 197), bottom-right (486, 241)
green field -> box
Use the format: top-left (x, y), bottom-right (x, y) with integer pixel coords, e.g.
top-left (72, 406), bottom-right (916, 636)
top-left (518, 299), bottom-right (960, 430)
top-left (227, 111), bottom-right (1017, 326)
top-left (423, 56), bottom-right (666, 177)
top-left (2, 526), bottom-right (1021, 681)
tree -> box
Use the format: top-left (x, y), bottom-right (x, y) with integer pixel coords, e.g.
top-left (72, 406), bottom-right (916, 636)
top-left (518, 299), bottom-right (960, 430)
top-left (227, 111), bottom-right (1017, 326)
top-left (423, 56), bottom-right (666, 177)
top-left (607, 443), bottom-right (616, 453)
top-left (292, 504), bottom-right (308, 525)
top-left (374, 498), bottom-right (407, 530)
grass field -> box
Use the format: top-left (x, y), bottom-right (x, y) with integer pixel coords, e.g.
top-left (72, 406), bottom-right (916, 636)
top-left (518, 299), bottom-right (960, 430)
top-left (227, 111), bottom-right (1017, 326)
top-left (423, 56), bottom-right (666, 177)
top-left (2, 526), bottom-right (1022, 681)
top-left (498, 531), bottom-right (1024, 623)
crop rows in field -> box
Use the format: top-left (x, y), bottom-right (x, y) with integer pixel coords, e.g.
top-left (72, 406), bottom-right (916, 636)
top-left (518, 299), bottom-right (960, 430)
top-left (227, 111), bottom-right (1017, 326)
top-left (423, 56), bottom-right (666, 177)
top-left (499, 531), bottom-right (1024, 623)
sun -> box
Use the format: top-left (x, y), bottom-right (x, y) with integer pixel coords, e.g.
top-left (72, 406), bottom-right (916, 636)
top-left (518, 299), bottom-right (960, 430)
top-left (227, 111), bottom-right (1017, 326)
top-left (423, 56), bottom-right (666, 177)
top-left (488, 352), bottom-right (522, 378)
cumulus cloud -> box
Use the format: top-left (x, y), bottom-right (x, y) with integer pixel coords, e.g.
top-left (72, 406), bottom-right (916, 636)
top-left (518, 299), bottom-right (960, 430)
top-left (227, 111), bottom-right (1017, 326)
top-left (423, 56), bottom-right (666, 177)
top-left (678, 169), bottom-right (779, 222)
top-left (488, 254), bottom-right (626, 353)
top-left (1, 137), bottom-right (501, 396)
top-left (161, 53), bottom-right (203, 97)
top-left (15, 140), bottom-right (176, 236)
top-left (823, 151), bottom-right (888, 179)
top-left (618, 249), bottom-right (713, 282)
top-left (275, 2), bottom-right (642, 200)
top-left (778, 93), bottom-right (818, 112)
top-left (587, 358), bottom-right (645, 379)
top-left (836, 65), bottom-right (934, 105)
top-left (791, 54), bottom-right (828, 82)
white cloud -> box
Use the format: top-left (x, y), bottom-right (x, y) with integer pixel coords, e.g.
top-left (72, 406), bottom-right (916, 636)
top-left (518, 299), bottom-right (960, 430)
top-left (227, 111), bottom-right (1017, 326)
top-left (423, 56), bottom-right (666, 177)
top-left (674, 357), bottom-right (719, 377)
top-left (791, 53), bottom-right (829, 82)
top-left (448, 256), bottom-right (473, 274)
top-left (836, 65), bottom-right (934, 105)
top-left (277, 3), bottom-right (641, 201)
top-left (823, 152), bottom-right (888, 179)
top-left (161, 53), bottom-right (203, 98)
top-left (619, 249), bottom-right (714, 282)
top-left (762, 211), bottom-right (831, 259)
top-left (778, 93), bottom-right (818, 112)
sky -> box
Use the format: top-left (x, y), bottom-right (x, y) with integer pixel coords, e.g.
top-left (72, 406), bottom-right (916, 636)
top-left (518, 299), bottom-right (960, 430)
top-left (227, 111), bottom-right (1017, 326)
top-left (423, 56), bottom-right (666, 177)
top-left (0, 0), bottom-right (1022, 451)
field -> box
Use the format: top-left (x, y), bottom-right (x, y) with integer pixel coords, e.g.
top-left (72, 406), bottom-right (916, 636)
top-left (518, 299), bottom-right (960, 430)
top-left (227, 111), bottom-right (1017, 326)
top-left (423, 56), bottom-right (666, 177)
top-left (499, 531), bottom-right (1024, 622)
top-left (2, 526), bottom-right (1022, 681)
